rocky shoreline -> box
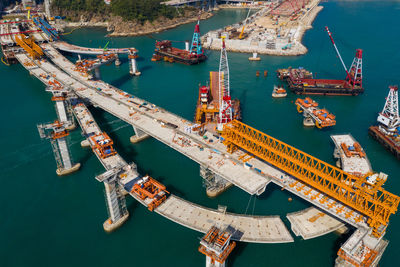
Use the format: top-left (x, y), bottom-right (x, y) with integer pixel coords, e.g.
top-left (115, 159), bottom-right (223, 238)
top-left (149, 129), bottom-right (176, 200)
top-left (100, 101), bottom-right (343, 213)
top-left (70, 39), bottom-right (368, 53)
top-left (55, 10), bottom-right (213, 37)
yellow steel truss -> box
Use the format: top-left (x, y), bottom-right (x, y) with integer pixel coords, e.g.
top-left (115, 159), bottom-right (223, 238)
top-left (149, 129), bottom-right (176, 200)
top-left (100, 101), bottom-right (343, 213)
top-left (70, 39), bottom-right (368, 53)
top-left (221, 120), bottom-right (399, 237)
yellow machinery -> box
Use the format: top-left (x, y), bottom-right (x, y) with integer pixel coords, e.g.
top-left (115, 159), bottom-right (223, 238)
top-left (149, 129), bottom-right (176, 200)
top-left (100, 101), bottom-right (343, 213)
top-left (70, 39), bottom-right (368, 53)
top-left (238, 26), bottom-right (245, 40)
top-left (221, 120), bottom-right (400, 237)
top-left (15, 34), bottom-right (43, 59)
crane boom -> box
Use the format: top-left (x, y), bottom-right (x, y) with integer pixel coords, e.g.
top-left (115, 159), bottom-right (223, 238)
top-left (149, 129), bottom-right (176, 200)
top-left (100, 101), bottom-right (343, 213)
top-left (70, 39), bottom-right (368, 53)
top-left (325, 26), bottom-right (349, 77)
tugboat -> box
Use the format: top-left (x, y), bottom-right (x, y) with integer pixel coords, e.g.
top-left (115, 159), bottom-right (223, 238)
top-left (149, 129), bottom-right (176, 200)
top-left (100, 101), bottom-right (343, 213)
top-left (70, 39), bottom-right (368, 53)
top-left (249, 52), bottom-right (261, 61)
top-left (272, 85), bottom-right (287, 98)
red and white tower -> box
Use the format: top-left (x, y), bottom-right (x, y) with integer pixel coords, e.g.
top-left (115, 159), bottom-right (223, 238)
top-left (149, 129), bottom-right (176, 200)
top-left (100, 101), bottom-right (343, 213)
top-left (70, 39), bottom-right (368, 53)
top-left (347, 49), bottom-right (363, 88)
top-left (377, 85), bottom-right (400, 134)
top-left (217, 36), bottom-right (232, 132)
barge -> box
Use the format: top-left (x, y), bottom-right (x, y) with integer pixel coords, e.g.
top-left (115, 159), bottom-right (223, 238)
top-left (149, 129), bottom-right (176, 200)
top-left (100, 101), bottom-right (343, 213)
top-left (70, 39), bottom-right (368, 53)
top-left (152, 20), bottom-right (206, 65)
top-left (277, 27), bottom-right (364, 96)
top-left (194, 71), bottom-right (241, 129)
top-left (369, 85), bottom-right (400, 159)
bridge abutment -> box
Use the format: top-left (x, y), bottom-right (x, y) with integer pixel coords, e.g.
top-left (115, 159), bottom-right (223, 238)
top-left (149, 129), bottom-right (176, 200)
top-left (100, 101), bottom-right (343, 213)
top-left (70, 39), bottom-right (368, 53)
top-left (200, 165), bottom-right (232, 197)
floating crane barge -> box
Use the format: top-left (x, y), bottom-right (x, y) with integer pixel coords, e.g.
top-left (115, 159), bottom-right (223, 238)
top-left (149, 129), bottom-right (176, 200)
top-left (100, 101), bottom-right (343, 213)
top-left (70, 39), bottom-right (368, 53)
top-left (153, 20), bottom-right (206, 65)
top-left (277, 27), bottom-right (364, 96)
top-left (194, 71), bottom-right (241, 129)
top-left (369, 85), bottom-right (400, 159)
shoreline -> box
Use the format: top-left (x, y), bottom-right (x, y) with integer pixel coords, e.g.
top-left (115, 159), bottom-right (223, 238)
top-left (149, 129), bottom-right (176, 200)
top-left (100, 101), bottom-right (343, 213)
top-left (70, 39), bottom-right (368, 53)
top-left (57, 12), bottom-right (213, 37)
top-left (202, 0), bottom-right (323, 56)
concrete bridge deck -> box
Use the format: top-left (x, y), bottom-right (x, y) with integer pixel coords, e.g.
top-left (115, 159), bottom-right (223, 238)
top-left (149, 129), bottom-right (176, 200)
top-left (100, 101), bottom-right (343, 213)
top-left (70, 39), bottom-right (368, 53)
top-left (287, 207), bottom-right (345, 240)
top-left (37, 42), bottom-right (370, 231)
top-left (16, 51), bottom-right (294, 243)
top-left (53, 41), bottom-right (135, 55)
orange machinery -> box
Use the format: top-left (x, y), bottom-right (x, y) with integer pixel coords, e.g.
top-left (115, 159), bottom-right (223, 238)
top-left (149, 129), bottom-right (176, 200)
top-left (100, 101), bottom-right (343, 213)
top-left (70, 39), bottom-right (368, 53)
top-left (131, 176), bottom-right (169, 211)
top-left (89, 133), bottom-right (117, 159)
top-left (198, 226), bottom-right (236, 265)
top-left (341, 142), bottom-right (366, 158)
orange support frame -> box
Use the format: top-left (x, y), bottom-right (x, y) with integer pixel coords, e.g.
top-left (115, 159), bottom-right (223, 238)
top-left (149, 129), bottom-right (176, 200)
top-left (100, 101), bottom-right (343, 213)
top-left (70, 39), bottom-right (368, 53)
top-left (221, 120), bottom-right (400, 237)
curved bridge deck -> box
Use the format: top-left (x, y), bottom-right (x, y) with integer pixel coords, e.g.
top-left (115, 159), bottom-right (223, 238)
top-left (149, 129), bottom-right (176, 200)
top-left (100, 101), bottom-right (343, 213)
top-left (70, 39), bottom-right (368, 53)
top-left (287, 207), bottom-right (344, 240)
top-left (36, 42), bottom-right (373, 231)
top-left (15, 51), bottom-right (293, 243)
top-left (53, 41), bottom-right (134, 55)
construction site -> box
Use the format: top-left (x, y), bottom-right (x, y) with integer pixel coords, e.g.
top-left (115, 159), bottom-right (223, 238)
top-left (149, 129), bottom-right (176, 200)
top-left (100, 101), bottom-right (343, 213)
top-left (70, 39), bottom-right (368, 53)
top-left (202, 0), bottom-right (323, 55)
top-left (1, 1), bottom-right (400, 267)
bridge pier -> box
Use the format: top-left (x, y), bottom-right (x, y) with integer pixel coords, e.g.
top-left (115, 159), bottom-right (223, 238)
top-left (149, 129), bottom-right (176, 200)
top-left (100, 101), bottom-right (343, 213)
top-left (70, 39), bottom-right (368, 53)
top-left (200, 165), bottom-right (232, 197)
top-left (199, 226), bottom-right (236, 267)
top-left (128, 49), bottom-right (141, 76)
top-left (115, 55), bottom-right (121, 66)
top-left (96, 169), bottom-right (129, 232)
top-left (47, 88), bottom-right (76, 130)
top-left (94, 67), bottom-right (101, 80)
top-left (37, 121), bottom-right (80, 176)
top-left (130, 126), bottom-right (150, 144)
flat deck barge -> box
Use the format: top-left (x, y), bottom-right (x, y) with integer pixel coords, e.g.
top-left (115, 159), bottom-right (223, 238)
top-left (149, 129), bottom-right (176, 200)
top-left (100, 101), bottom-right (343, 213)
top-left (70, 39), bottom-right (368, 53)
top-left (369, 126), bottom-right (400, 159)
top-left (154, 40), bottom-right (206, 65)
top-left (277, 67), bottom-right (364, 96)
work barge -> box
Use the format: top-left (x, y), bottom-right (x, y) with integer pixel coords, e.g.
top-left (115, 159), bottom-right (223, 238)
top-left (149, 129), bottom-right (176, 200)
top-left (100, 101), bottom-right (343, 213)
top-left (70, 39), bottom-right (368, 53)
top-left (277, 26), bottom-right (364, 96)
top-left (3, 13), bottom-right (400, 267)
top-left (369, 85), bottom-right (400, 159)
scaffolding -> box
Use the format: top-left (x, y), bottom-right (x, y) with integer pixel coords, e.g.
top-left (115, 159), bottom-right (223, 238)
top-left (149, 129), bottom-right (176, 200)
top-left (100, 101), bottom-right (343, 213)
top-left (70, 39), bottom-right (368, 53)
top-left (37, 120), bottom-right (74, 171)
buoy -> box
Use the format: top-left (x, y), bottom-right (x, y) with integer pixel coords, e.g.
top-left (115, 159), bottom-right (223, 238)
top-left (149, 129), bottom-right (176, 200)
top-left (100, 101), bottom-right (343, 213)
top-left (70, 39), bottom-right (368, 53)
top-left (264, 70), bottom-right (268, 77)
top-left (256, 71), bottom-right (260, 77)
top-left (288, 197), bottom-right (293, 202)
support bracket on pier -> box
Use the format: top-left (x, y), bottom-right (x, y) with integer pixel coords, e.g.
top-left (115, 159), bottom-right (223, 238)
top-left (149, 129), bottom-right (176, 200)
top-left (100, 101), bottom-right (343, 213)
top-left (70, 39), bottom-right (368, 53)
top-left (200, 165), bottom-right (232, 198)
top-left (96, 168), bottom-right (129, 232)
top-left (130, 126), bottom-right (150, 144)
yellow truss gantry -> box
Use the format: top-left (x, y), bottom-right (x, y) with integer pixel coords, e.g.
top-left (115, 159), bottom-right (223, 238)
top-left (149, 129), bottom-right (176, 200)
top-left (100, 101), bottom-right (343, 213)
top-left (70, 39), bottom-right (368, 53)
top-left (221, 120), bottom-right (399, 237)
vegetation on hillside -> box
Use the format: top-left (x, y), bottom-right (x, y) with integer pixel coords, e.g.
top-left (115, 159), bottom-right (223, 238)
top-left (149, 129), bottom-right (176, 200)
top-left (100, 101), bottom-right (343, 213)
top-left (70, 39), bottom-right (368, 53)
top-left (52, 0), bottom-right (181, 23)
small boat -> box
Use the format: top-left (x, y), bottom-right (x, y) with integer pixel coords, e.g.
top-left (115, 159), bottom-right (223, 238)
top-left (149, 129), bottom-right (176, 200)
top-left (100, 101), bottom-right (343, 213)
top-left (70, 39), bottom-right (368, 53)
top-left (272, 85), bottom-right (287, 98)
top-left (249, 52), bottom-right (261, 61)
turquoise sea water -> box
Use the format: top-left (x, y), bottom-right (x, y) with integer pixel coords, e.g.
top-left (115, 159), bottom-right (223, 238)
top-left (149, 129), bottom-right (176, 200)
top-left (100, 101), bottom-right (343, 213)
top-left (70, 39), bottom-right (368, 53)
top-left (1, 2), bottom-right (400, 266)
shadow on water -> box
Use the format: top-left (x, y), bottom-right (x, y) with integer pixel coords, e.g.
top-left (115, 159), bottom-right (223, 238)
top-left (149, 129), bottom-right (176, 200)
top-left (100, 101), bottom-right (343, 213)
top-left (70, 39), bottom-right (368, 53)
top-left (111, 73), bottom-right (135, 88)
top-left (228, 242), bottom-right (247, 267)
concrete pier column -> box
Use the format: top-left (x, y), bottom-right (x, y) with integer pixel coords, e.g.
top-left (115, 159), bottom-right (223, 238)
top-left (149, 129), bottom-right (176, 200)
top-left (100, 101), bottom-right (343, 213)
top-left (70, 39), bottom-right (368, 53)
top-left (96, 169), bottom-right (129, 232)
top-left (200, 165), bottom-right (232, 197)
top-left (115, 55), bottom-right (121, 66)
top-left (54, 99), bottom-right (75, 130)
top-left (54, 136), bottom-right (81, 176)
top-left (206, 256), bottom-right (225, 267)
top-left (199, 226), bottom-right (235, 267)
top-left (94, 67), bottom-right (101, 80)
top-left (128, 49), bottom-right (141, 76)
top-left (57, 137), bottom-right (72, 170)
top-left (185, 41), bottom-right (190, 51)
top-left (38, 121), bottom-right (80, 176)
top-left (130, 126), bottom-right (149, 144)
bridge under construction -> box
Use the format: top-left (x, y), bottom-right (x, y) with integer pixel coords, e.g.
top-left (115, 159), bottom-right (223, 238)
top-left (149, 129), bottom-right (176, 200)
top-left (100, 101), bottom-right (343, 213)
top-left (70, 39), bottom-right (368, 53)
top-left (3, 13), bottom-right (399, 267)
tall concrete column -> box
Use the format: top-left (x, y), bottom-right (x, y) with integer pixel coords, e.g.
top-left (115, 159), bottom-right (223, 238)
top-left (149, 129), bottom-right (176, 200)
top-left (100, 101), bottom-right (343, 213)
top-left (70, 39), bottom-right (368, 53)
top-left (94, 67), bottom-right (101, 80)
top-left (97, 169), bottom-right (129, 232)
top-left (130, 126), bottom-right (149, 144)
top-left (128, 49), bottom-right (141, 76)
top-left (206, 256), bottom-right (225, 267)
top-left (38, 121), bottom-right (80, 176)
top-left (200, 165), bottom-right (232, 197)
